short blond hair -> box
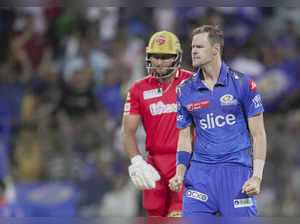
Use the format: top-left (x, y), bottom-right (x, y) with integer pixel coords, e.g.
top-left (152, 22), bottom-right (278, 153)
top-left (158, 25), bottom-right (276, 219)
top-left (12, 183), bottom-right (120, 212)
top-left (192, 25), bottom-right (224, 55)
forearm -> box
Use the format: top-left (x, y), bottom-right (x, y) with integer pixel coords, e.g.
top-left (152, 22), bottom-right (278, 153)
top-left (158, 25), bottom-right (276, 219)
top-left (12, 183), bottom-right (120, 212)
top-left (176, 164), bottom-right (187, 179)
top-left (177, 125), bottom-right (194, 153)
top-left (250, 114), bottom-right (267, 180)
top-left (252, 131), bottom-right (267, 179)
top-left (123, 131), bottom-right (140, 160)
top-left (176, 125), bottom-right (194, 176)
top-left (122, 114), bottom-right (141, 160)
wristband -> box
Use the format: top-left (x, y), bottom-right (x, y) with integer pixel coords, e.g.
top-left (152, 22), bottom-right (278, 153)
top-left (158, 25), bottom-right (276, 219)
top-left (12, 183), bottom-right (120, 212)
top-left (176, 151), bottom-right (192, 168)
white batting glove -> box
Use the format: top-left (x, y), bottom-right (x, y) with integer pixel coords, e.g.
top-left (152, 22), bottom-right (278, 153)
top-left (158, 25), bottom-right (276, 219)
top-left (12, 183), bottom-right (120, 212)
top-left (128, 155), bottom-right (161, 190)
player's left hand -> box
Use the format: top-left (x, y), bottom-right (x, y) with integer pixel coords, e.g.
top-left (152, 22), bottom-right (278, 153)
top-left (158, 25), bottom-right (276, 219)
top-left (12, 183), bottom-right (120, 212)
top-left (242, 176), bottom-right (261, 195)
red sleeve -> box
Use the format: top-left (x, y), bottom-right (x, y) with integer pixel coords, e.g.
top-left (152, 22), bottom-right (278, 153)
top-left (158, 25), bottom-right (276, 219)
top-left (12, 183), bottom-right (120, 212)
top-left (124, 83), bottom-right (141, 115)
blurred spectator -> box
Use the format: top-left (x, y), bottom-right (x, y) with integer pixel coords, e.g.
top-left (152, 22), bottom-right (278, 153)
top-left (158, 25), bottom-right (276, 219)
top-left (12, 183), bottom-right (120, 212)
top-left (13, 129), bottom-right (45, 182)
top-left (11, 12), bottom-right (49, 83)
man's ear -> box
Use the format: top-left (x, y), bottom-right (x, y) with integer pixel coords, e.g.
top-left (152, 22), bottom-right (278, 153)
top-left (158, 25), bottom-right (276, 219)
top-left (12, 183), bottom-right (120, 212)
top-left (214, 43), bottom-right (221, 55)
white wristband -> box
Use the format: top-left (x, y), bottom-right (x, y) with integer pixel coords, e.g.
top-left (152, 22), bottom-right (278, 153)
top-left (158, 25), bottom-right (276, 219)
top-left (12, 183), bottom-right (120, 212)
top-left (253, 159), bottom-right (265, 180)
top-left (131, 155), bottom-right (143, 164)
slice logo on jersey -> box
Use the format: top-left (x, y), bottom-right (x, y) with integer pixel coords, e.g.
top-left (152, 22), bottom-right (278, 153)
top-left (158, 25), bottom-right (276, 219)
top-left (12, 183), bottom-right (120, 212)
top-left (155, 35), bottom-right (167, 46)
top-left (252, 95), bottom-right (263, 108)
top-left (143, 89), bottom-right (162, 100)
top-left (249, 79), bottom-right (257, 92)
top-left (200, 113), bottom-right (236, 130)
top-left (186, 190), bottom-right (208, 202)
top-left (124, 102), bottom-right (131, 112)
top-left (187, 100), bottom-right (210, 111)
top-left (233, 198), bottom-right (253, 208)
top-left (220, 94), bottom-right (238, 106)
top-left (150, 101), bottom-right (177, 115)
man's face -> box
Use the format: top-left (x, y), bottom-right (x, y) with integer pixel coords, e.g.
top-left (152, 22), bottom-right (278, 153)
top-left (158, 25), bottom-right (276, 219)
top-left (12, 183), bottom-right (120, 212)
top-left (191, 32), bottom-right (215, 68)
top-left (150, 54), bottom-right (176, 76)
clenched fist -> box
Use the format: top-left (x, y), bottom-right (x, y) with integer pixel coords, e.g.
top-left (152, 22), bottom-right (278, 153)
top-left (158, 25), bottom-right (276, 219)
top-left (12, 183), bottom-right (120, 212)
top-left (169, 174), bottom-right (184, 192)
top-left (242, 176), bottom-right (262, 195)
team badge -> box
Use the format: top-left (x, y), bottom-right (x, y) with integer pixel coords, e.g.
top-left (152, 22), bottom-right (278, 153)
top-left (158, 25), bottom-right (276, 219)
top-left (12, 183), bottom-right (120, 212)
top-left (155, 35), bottom-right (166, 46)
top-left (220, 94), bottom-right (238, 106)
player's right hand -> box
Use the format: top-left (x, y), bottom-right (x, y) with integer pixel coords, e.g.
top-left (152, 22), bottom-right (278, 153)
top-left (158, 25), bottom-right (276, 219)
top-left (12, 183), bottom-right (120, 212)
top-left (128, 155), bottom-right (161, 190)
top-left (169, 174), bottom-right (184, 192)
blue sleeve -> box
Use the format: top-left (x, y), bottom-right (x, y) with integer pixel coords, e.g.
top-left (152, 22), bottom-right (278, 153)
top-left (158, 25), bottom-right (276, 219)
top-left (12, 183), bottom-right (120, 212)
top-left (241, 75), bottom-right (264, 117)
top-left (176, 87), bottom-right (193, 129)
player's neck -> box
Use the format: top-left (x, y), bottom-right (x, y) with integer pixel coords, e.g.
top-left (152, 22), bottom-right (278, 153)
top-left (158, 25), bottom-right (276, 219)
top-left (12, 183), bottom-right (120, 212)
top-left (159, 70), bottom-right (176, 83)
top-left (201, 59), bottom-right (222, 83)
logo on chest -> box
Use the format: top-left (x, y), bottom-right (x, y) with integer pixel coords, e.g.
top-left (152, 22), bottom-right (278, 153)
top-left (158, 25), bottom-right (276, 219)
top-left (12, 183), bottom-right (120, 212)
top-left (150, 101), bottom-right (177, 116)
top-left (143, 89), bottom-right (162, 100)
top-left (220, 94), bottom-right (238, 106)
top-left (187, 100), bottom-right (210, 111)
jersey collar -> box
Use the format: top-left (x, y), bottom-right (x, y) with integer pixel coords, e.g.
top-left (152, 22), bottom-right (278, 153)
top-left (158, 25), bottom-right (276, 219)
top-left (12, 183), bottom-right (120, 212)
top-left (193, 61), bottom-right (228, 90)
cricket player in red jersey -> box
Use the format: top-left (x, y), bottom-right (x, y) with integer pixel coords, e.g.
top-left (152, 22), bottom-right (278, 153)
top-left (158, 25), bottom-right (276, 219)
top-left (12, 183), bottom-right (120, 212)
top-left (122, 31), bottom-right (193, 217)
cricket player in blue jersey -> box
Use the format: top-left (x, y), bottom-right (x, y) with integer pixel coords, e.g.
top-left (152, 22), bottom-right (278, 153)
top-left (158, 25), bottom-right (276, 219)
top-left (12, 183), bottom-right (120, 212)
top-left (169, 25), bottom-right (267, 216)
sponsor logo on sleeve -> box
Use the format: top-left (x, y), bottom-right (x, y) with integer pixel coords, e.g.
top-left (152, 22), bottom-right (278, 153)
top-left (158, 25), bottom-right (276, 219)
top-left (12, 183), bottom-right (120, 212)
top-left (124, 103), bottom-right (131, 112)
top-left (143, 89), bottom-right (162, 100)
top-left (187, 100), bottom-right (210, 111)
top-left (249, 79), bottom-right (257, 92)
top-left (252, 95), bottom-right (263, 108)
top-left (233, 198), bottom-right (254, 208)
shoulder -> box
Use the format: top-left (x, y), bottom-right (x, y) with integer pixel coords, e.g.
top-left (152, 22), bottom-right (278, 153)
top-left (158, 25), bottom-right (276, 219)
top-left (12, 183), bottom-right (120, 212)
top-left (227, 66), bottom-right (253, 87)
top-left (178, 73), bottom-right (197, 88)
top-left (129, 75), bottom-right (152, 91)
top-left (179, 68), bottom-right (194, 77)
top-left (177, 73), bottom-right (197, 97)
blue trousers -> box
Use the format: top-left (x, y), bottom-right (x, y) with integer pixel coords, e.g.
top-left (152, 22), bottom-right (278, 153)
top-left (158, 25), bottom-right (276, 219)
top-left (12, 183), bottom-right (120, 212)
top-left (183, 162), bottom-right (257, 217)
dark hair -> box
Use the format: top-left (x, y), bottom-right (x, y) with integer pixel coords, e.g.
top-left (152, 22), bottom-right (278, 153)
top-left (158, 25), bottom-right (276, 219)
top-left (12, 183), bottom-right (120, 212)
top-left (192, 25), bottom-right (224, 55)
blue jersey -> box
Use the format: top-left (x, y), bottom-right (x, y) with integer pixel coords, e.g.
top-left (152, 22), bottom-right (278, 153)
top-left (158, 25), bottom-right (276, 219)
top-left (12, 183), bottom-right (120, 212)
top-left (177, 61), bottom-right (264, 167)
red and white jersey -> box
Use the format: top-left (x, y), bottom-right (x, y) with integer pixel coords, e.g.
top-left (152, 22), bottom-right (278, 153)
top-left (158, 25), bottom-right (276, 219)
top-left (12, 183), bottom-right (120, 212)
top-left (124, 68), bottom-right (193, 153)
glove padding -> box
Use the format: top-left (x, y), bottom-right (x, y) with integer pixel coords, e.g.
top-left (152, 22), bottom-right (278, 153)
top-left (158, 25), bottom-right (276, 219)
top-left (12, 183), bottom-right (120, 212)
top-left (128, 155), bottom-right (161, 190)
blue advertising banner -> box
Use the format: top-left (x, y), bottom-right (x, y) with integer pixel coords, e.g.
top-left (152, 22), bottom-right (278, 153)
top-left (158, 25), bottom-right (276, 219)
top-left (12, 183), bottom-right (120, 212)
top-left (16, 182), bottom-right (77, 217)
